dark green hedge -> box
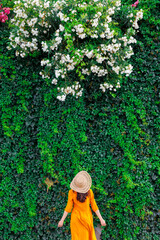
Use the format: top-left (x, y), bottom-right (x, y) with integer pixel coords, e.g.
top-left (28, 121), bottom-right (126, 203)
top-left (0, 0), bottom-right (160, 239)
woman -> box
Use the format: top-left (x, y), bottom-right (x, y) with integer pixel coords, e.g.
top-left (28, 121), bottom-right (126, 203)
top-left (58, 171), bottom-right (106, 239)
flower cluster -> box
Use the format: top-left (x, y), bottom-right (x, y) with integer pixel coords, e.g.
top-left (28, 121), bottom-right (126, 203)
top-left (7, 0), bottom-right (53, 57)
top-left (8, 0), bottom-right (143, 101)
top-left (57, 82), bottom-right (83, 101)
top-left (0, 4), bottom-right (10, 23)
top-left (132, 9), bottom-right (143, 29)
top-left (100, 81), bottom-right (121, 92)
top-left (127, 7), bottom-right (143, 30)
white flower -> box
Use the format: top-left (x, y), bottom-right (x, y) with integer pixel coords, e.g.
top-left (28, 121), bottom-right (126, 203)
top-left (132, 21), bottom-right (139, 29)
top-left (82, 68), bottom-right (90, 75)
top-left (91, 34), bottom-right (98, 38)
top-left (96, 54), bottom-right (105, 63)
top-left (127, 13), bottom-right (133, 18)
top-left (74, 24), bottom-right (84, 33)
top-left (91, 18), bottom-right (99, 27)
top-left (20, 21), bottom-right (25, 27)
top-left (79, 33), bottom-right (86, 39)
top-left (15, 37), bottom-right (20, 44)
top-left (106, 31), bottom-right (114, 39)
top-left (64, 86), bottom-right (72, 94)
top-left (86, 50), bottom-right (94, 59)
top-left (75, 84), bottom-right (79, 90)
top-left (55, 30), bottom-right (60, 36)
top-left (107, 61), bottom-right (113, 66)
top-left (59, 24), bottom-right (65, 31)
top-left (100, 84), bottom-right (106, 92)
top-left (31, 28), bottom-right (38, 36)
top-left (100, 33), bottom-right (105, 38)
top-left (41, 59), bottom-right (50, 66)
top-left (39, 12), bottom-right (45, 18)
top-left (57, 11), bottom-right (65, 20)
top-left (136, 10), bottom-right (143, 19)
top-left (108, 8), bottom-right (115, 15)
top-left (98, 69), bottom-right (108, 76)
top-left (106, 44), bottom-right (113, 52)
top-left (112, 66), bottom-right (120, 74)
top-left (116, 81), bottom-right (121, 88)
top-left (76, 89), bottom-right (83, 97)
top-left (61, 74), bottom-right (66, 78)
top-left (24, 3), bottom-right (28, 7)
top-left (44, 1), bottom-right (50, 8)
top-left (121, 64), bottom-right (133, 76)
top-left (55, 37), bottom-right (62, 44)
top-left (91, 65), bottom-right (99, 73)
top-left (128, 36), bottom-right (137, 44)
top-left (41, 41), bottom-right (48, 52)
top-left (55, 69), bottom-right (61, 78)
top-left (20, 43), bottom-right (26, 49)
top-left (72, 10), bottom-right (77, 14)
top-left (20, 52), bottom-right (26, 58)
top-left (71, 89), bottom-right (75, 96)
top-left (106, 16), bottom-right (112, 23)
top-left (57, 95), bottom-right (66, 101)
top-left (15, 50), bottom-right (19, 56)
top-left (115, 1), bottom-right (121, 7)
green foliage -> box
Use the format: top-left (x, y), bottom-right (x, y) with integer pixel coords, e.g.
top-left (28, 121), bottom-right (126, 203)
top-left (0, 0), bottom-right (15, 8)
top-left (0, 0), bottom-right (159, 239)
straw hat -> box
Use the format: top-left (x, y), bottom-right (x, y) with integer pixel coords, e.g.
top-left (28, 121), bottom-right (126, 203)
top-left (70, 171), bottom-right (92, 193)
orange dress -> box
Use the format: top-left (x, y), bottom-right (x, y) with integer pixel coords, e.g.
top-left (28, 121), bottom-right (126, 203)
top-left (64, 188), bottom-right (99, 240)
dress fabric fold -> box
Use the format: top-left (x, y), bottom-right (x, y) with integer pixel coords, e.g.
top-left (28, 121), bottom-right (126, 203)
top-left (64, 188), bottom-right (99, 240)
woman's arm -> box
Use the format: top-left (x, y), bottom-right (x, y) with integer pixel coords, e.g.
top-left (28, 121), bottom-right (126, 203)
top-left (90, 189), bottom-right (106, 226)
top-left (95, 209), bottom-right (106, 226)
top-left (58, 190), bottom-right (73, 227)
top-left (58, 211), bottom-right (68, 227)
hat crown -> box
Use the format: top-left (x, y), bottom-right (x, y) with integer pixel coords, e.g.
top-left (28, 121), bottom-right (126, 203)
top-left (70, 171), bottom-right (92, 193)
top-left (75, 176), bottom-right (85, 188)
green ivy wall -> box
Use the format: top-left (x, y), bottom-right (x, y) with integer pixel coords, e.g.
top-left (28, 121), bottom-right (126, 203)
top-left (0, 0), bottom-right (159, 239)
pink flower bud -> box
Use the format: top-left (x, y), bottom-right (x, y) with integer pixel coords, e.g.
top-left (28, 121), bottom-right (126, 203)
top-left (132, 0), bottom-right (139, 7)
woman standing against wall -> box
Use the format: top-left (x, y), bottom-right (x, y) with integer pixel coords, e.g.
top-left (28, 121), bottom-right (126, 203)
top-left (58, 171), bottom-right (106, 239)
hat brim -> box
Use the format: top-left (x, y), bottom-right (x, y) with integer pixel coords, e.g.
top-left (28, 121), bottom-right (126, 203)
top-left (70, 171), bottom-right (92, 193)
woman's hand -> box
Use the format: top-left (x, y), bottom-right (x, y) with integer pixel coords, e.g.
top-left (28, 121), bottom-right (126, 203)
top-left (58, 211), bottom-right (68, 227)
top-left (100, 218), bottom-right (106, 226)
top-left (58, 220), bottom-right (64, 227)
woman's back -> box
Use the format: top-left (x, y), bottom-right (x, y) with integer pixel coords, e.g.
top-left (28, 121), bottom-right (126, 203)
top-left (72, 190), bottom-right (90, 212)
top-left (65, 189), bottom-right (99, 214)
